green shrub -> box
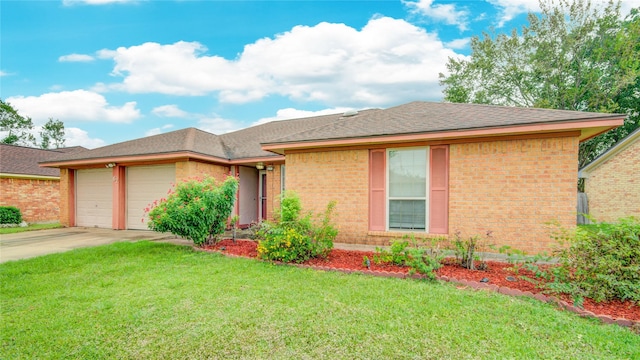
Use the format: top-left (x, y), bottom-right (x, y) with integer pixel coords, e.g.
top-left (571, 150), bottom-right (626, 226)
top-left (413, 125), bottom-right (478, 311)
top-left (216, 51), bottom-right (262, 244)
top-left (0, 206), bottom-right (22, 225)
top-left (373, 234), bottom-right (445, 280)
top-left (373, 240), bottom-right (409, 265)
top-left (547, 217), bottom-right (640, 304)
top-left (308, 200), bottom-right (338, 258)
top-left (147, 176), bottom-right (238, 246)
top-left (498, 245), bottom-right (552, 278)
top-left (256, 191), bottom-right (337, 263)
top-left (256, 226), bottom-right (313, 263)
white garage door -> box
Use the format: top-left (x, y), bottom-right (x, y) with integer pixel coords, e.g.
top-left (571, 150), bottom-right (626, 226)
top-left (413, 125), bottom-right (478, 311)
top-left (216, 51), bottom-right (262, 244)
top-left (127, 165), bottom-right (175, 230)
top-left (76, 168), bottom-right (113, 228)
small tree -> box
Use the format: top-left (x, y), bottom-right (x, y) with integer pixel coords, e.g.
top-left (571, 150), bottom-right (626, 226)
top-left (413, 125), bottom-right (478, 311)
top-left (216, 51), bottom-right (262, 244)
top-left (40, 118), bottom-right (65, 149)
top-left (146, 175), bottom-right (238, 246)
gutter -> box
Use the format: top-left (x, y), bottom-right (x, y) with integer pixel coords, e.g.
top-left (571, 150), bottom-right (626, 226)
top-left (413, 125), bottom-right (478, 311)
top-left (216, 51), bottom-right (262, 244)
top-left (1, 173), bottom-right (60, 180)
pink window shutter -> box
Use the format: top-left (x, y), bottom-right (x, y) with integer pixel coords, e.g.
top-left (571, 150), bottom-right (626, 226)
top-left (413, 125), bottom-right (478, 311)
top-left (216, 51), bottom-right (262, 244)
top-left (429, 145), bottom-right (449, 234)
top-left (369, 149), bottom-right (386, 231)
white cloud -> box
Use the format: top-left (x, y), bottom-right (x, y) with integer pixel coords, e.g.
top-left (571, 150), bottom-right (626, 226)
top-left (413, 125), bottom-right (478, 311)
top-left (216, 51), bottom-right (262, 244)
top-left (64, 127), bottom-right (106, 149)
top-left (489, 0), bottom-right (639, 27)
top-left (95, 16), bottom-right (458, 107)
top-left (251, 107), bottom-right (353, 126)
top-left (145, 124), bottom-right (174, 137)
top-left (403, 0), bottom-right (470, 31)
top-left (197, 117), bottom-right (241, 135)
top-left (445, 38), bottom-right (470, 50)
top-left (98, 41), bottom-right (243, 96)
top-left (151, 104), bottom-right (189, 118)
top-left (6, 90), bottom-right (141, 124)
top-left (621, 0), bottom-right (640, 17)
top-left (59, 53), bottom-right (95, 62)
top-left (0, 70), bottom-right (8, 77)
top-left (487, 0), bottom-right (540, 27)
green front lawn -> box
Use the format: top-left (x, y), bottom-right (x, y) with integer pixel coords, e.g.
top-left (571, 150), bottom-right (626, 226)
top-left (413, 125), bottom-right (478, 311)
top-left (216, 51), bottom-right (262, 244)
top-left (0, 222), bottom-right (62, 234)
top-left (1, 242), bottom-right (637, 359)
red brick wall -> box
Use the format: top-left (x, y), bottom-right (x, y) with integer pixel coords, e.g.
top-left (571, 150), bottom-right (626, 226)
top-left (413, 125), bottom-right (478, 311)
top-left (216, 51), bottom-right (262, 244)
top-left (0, 177), bottom-right (60, 223)
top-left (585, 137), bottom-right (640, 221)
top-left (175, 161), bottom-right (230, 182)
top-left (265, 164), bottom-right (283, 221)
top-left (59, 169), bottom-right (72, 227)
top-left (286, 150), bottom-right (370, 244)
top-left (449, 136), bottom-right (579, 254)
top-left (286, 136), bottom-right (579, 253)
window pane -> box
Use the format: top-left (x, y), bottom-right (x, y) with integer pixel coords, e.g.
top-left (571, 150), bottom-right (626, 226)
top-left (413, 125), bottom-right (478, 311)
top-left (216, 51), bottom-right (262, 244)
top-left (388, 149), bottom-right (426, 197)
top-left (389, 200), bottom-right (425, 230)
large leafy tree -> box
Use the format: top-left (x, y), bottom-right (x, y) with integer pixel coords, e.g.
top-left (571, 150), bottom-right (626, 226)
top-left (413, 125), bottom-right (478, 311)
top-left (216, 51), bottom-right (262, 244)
top-left (439, 0), bottom-right (640, 168)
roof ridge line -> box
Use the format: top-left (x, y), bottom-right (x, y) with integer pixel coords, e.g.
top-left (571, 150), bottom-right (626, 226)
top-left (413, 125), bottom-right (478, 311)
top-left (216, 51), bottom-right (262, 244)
top-left (184, 128), bottom-right (196, 150)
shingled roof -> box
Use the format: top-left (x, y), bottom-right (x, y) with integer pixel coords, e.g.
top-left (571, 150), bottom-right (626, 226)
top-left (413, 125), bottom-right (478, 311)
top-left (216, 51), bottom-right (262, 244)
top-left (40, 101), bottom-right (624, 166)
top-left (220, 109), bottom-right (380, 159)
top-left (261, 101), bottom-right (625, 145)
top-left (40, 111), bottom-right (373, 164)
top-left (40, 128), bottom-right (229, 164)
top-left (0, 144), bottom-right (87, 177)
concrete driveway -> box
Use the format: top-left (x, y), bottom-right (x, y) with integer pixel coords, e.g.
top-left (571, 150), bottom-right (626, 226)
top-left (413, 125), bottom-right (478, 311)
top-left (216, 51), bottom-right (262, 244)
top-left (0, 227), bottom-right (192, 263)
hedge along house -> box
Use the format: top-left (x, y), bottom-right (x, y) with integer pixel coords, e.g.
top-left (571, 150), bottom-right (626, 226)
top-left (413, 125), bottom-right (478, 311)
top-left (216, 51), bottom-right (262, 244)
top-left (41, 101), bottom-right (624, 253)
top-left (1, 144), bottom-right (87, 223)
top-left (579, 127), bottom-right (640, 222)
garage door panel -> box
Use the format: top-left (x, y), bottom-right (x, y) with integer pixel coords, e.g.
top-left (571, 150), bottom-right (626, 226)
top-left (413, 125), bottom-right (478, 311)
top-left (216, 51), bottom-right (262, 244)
top-left (127, 165), bottom-right (175, 230)
top-left (76, 169), bottom-right (113, 228)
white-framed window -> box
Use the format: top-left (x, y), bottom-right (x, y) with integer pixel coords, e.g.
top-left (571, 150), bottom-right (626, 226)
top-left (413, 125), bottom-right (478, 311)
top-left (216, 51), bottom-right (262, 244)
top-left (370, 145), bottom-right (448, 234)
top-left (386, 147), bottom-right (429, 231)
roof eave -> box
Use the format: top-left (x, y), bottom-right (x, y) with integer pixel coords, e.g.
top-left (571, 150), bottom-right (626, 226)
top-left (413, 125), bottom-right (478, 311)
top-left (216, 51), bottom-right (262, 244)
top-left (0, 173), bottom-right (60, 180)
top-left (39, 151), bottom-right (232, 168)
top-left (229, 155), bottom-right (285, 165)
top-left (261, 118), bottom-right (625, 153)
top-left (579, 127), bottom-right (640, 176)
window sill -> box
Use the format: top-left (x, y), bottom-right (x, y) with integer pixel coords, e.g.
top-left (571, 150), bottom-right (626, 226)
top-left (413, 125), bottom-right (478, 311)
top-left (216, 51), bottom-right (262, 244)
top-left (367, 230), bottom-right (448, 238)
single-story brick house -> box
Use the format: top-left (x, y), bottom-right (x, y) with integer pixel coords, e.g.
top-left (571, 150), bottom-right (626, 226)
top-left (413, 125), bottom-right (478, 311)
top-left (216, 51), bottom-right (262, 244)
top-left (579, 127), bottom-right (640, 222)
top-left (0, 144), bottom-right (86, 223)
top-left (41, 102), bottom-right (624, 253)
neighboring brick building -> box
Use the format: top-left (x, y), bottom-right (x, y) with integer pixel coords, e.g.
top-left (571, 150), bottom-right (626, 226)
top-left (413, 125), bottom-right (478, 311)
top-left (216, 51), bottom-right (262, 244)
top-left (0, 144), bottom-right (85, 223)
top-left (579, 128), bottom-right (640, 222)
top-left (42, 102), bottom-right (624, 253)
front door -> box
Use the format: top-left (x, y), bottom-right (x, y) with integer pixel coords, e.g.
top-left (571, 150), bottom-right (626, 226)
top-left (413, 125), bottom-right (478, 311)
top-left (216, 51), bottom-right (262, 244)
top-left (259, 170), bottom-right (267, 220)
top-left (238, 166), bottom-right (259, 226)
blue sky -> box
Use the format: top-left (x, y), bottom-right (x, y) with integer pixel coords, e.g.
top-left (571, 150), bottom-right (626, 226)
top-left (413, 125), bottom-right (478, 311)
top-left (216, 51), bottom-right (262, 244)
top-left (2, 0), bottom-right (639, 148)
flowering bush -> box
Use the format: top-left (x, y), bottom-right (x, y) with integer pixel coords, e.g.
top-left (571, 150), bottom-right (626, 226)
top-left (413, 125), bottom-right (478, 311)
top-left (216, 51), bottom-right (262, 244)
top-left (146, 175), bottom-right (238, 246)
top-left (256, 227), bottom-right (313, 263)
top-left (256, 191), bottom-right (337, 263)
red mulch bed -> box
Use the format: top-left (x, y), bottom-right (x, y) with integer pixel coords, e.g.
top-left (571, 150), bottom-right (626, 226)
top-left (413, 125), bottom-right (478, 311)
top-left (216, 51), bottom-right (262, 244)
top-left (205, 239), bottom-right (639, 322)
